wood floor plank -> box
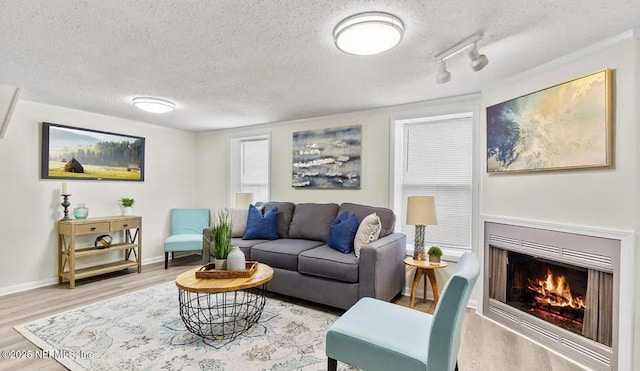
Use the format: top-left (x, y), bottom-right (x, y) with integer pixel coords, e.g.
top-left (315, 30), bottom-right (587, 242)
top-left (0, 255), bottom-right (586, 371)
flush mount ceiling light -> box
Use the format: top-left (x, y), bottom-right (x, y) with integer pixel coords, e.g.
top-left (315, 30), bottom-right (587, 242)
top-left (132, 97), bottom-right (175, 113)
top-left (434, 33), bottom-right (488, 84)
top-left (334, 12), bottom-right (404, 55)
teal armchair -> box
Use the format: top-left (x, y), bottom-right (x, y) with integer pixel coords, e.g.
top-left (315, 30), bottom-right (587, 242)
top-left (164, 208), bottom-right (210, 269)
top-left (326, 252), bottom-right (480, 371)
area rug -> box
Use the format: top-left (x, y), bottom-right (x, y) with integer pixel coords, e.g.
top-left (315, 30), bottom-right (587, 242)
top-left (15, 282), bottom-right (353, 370)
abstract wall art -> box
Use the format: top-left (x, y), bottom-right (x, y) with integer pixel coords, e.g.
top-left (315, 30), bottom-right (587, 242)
top-left (292, 125), bottom-right (361, 189)
top-left (486, 69), bottom-right (612, 173)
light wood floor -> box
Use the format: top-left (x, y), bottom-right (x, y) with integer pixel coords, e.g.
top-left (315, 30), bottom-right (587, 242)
top-left (0, 255), bottom-right (586, 371)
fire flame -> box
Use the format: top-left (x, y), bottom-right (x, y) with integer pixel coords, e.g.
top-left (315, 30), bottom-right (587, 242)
top-left (527, 269), bottom-right (586, 309)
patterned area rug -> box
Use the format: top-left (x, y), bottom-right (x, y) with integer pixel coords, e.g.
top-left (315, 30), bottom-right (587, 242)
top-left (15, 282), bottom-right (351, 370)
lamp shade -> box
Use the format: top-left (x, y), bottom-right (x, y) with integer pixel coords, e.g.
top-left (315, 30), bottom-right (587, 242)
top-left (235, 192), bottom-right (254, 209)
top-left (406, 196), bottom-right (437, 225)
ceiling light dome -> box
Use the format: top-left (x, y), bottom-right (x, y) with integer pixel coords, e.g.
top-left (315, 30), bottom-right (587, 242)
top-left (132, 97), bottom-right (175, 113)
top-left (334, 12), bottom-right (404, 55)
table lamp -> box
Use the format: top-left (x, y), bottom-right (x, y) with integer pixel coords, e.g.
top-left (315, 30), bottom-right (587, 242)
top-left (406, 196), bottom-right (437, 261)
top-left (235, 192), bottom-right (254, 209)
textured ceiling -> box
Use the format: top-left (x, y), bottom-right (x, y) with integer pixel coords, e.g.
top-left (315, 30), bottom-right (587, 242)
top-left (0, 0), bottom-right (638, 131)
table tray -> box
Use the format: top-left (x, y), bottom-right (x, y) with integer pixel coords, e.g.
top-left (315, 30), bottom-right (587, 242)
top-left (195, 261), bottom-right (258, 279)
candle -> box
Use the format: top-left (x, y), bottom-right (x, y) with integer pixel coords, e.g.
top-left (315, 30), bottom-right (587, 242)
top-left (62, 182), bottom-right (68, 195)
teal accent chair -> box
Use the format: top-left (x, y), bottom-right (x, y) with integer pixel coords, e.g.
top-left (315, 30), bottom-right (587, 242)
top-left (326, 252), bottom-right (480, 371)
top-left (164, 208), bottom-right (210, 269)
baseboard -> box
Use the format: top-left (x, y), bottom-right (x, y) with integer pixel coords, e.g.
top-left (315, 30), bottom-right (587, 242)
top-left (142, 255), bottom-right (166, 265)
top-left (0, 255), bottom-right (176, 297)
top-left (400, 288), bottom-right (478, 310)
top-left (401, 287), bottom-right (435, 301)
top-left (0, 277), bottom-right (59, 297)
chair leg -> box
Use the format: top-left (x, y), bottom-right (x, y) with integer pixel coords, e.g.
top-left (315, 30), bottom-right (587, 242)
top-left (327, 358), bottom-right (337, 371)
top-left (164, 252), bottom-right (168, 269)
top-left (455, 360), bottom-right (459, 371)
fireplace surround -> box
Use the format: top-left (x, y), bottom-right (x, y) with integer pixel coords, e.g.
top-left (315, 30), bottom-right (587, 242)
top-left (483, 219), bottom-right (633, 371)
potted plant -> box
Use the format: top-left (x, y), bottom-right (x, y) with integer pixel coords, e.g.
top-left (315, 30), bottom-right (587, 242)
top-left (427, 246), bottom-right (443, 265)
top-left (120, 197), bottom-right (135, 215)
top-left (208, 209), bottom-right (233, 270)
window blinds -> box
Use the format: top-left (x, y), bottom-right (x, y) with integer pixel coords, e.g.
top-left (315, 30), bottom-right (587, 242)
top-left (240, 138), bottom-right (269, 203)
top-left (401, 117), bottom-right (472, 248)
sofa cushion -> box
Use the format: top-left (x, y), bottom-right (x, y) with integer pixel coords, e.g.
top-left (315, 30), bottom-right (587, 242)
top-left (256, 201), bottom-right (296, 238)
top-left (339, 203), bottom-right (396, 238)
top-left (328, 211), bottom-right (359, 254)
top-left (243, 205), bottom-right (279, 240)
top-left (298, 245), bottom-right (359, 283)
top-left (353, 213), bottom-right (382, 257)
top-left (250, 239), bottom-right (323, 270)
top-left (288, 203), bottom-right (339, 242)
top-left (231, 237), bottom-right (268, 258)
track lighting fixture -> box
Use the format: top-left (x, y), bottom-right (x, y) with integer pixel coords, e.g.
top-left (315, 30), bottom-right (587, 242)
top-left (436, 61), bottom-right (451, 84)
top-left (468, 44), bottom-right (489, 71)
top-left (434, 33), bottom-right (488, 84)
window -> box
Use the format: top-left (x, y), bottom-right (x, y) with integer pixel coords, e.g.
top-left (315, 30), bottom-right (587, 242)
top-left (392, 112), bottom-right (473, 252)
top-left (229, 135), bottom-right (270, 205)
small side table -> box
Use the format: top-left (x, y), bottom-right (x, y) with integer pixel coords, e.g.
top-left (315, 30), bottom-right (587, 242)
top-left (404, 257), bottom-right (448, 308)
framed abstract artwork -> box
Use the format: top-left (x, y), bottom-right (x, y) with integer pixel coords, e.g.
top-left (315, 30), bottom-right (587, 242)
top-left (41, 122), bottom-right (145, 181)
top-left (486, 69), bottom-right (613, 173)
top-left (292, 125), bottom-right (361, 189)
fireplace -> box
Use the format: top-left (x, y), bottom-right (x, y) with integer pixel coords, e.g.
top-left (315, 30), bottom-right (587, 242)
top-left (484, 221), bottom-right (621, 370)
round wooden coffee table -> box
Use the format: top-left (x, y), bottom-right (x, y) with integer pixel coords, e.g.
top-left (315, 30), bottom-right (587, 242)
top-left (175, 263), bottom-right (273, 347)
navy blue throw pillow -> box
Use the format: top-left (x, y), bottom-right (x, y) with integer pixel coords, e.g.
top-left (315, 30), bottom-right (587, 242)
top-left (328, 211), bottom-right (359, 254)
top-left (243, 205), bottom-right (279, 240)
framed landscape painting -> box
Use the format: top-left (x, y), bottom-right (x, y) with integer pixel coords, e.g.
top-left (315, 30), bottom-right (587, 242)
top-left (486, 69), bottom-right (612, 173)
top-left (41, 122), bottom-right (145, 181)
top-left (292, 125), bottom-right (361, 189)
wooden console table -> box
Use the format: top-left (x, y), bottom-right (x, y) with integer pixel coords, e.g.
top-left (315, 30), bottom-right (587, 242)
top-left (58, 216), bottom-right (142, 288)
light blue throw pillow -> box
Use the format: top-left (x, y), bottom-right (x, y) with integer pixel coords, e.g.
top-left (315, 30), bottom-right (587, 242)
top-left (328, 211), bottom-right (359, 254)
top-left (243, 205), bottom-right (279, 240)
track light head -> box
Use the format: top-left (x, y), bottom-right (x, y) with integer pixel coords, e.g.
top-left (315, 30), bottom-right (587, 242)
top-left (468, 43), bottom-right (489, 71)
top-left (436, 60), bottom-right (451, 84)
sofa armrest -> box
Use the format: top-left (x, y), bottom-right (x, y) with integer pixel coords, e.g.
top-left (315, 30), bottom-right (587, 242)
top-left (202, 227), bottom-right (211, 265)
top-left (359, 233), bottom-right (407, 301)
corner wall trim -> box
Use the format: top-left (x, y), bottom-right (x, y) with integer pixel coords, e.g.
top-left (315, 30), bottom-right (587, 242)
top-left (0, 86), bottom-right (21, 139)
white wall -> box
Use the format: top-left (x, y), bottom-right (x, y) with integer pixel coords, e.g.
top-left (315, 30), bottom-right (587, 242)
top-left (196, 95), bottom-right (481, 211)
top-left (481, 38), bottom-right (639, 368)
top-left (0, 101), bottom-right (198, 293)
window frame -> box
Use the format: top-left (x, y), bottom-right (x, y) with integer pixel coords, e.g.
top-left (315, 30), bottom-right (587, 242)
top-left (389, 106), bottom-right (480, 262)
top-left (228, 133), bottom-right (271, 207)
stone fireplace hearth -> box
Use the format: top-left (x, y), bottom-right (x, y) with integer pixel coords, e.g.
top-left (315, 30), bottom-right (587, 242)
top-left (483, 219), bottom-right (634, 371)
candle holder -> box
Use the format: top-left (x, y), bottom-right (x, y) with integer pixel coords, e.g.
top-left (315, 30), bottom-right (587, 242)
top-left (61, 194), bottom-right (71, 221)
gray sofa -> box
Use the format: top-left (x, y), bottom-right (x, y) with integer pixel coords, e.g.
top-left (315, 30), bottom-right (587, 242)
top-left (202, 202), bottom-right (406, 309)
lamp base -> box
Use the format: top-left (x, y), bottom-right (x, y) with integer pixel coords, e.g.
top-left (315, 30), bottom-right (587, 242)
top-left (413, 225), bottom-right (426, 260)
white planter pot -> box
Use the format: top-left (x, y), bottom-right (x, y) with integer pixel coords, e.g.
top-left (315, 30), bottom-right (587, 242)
top-left (122, 206), bottom-right (133, 216)
top-left (214, 258), bottom-right (227, 270)
top-left (226, 246), bottom-right (246, 271)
